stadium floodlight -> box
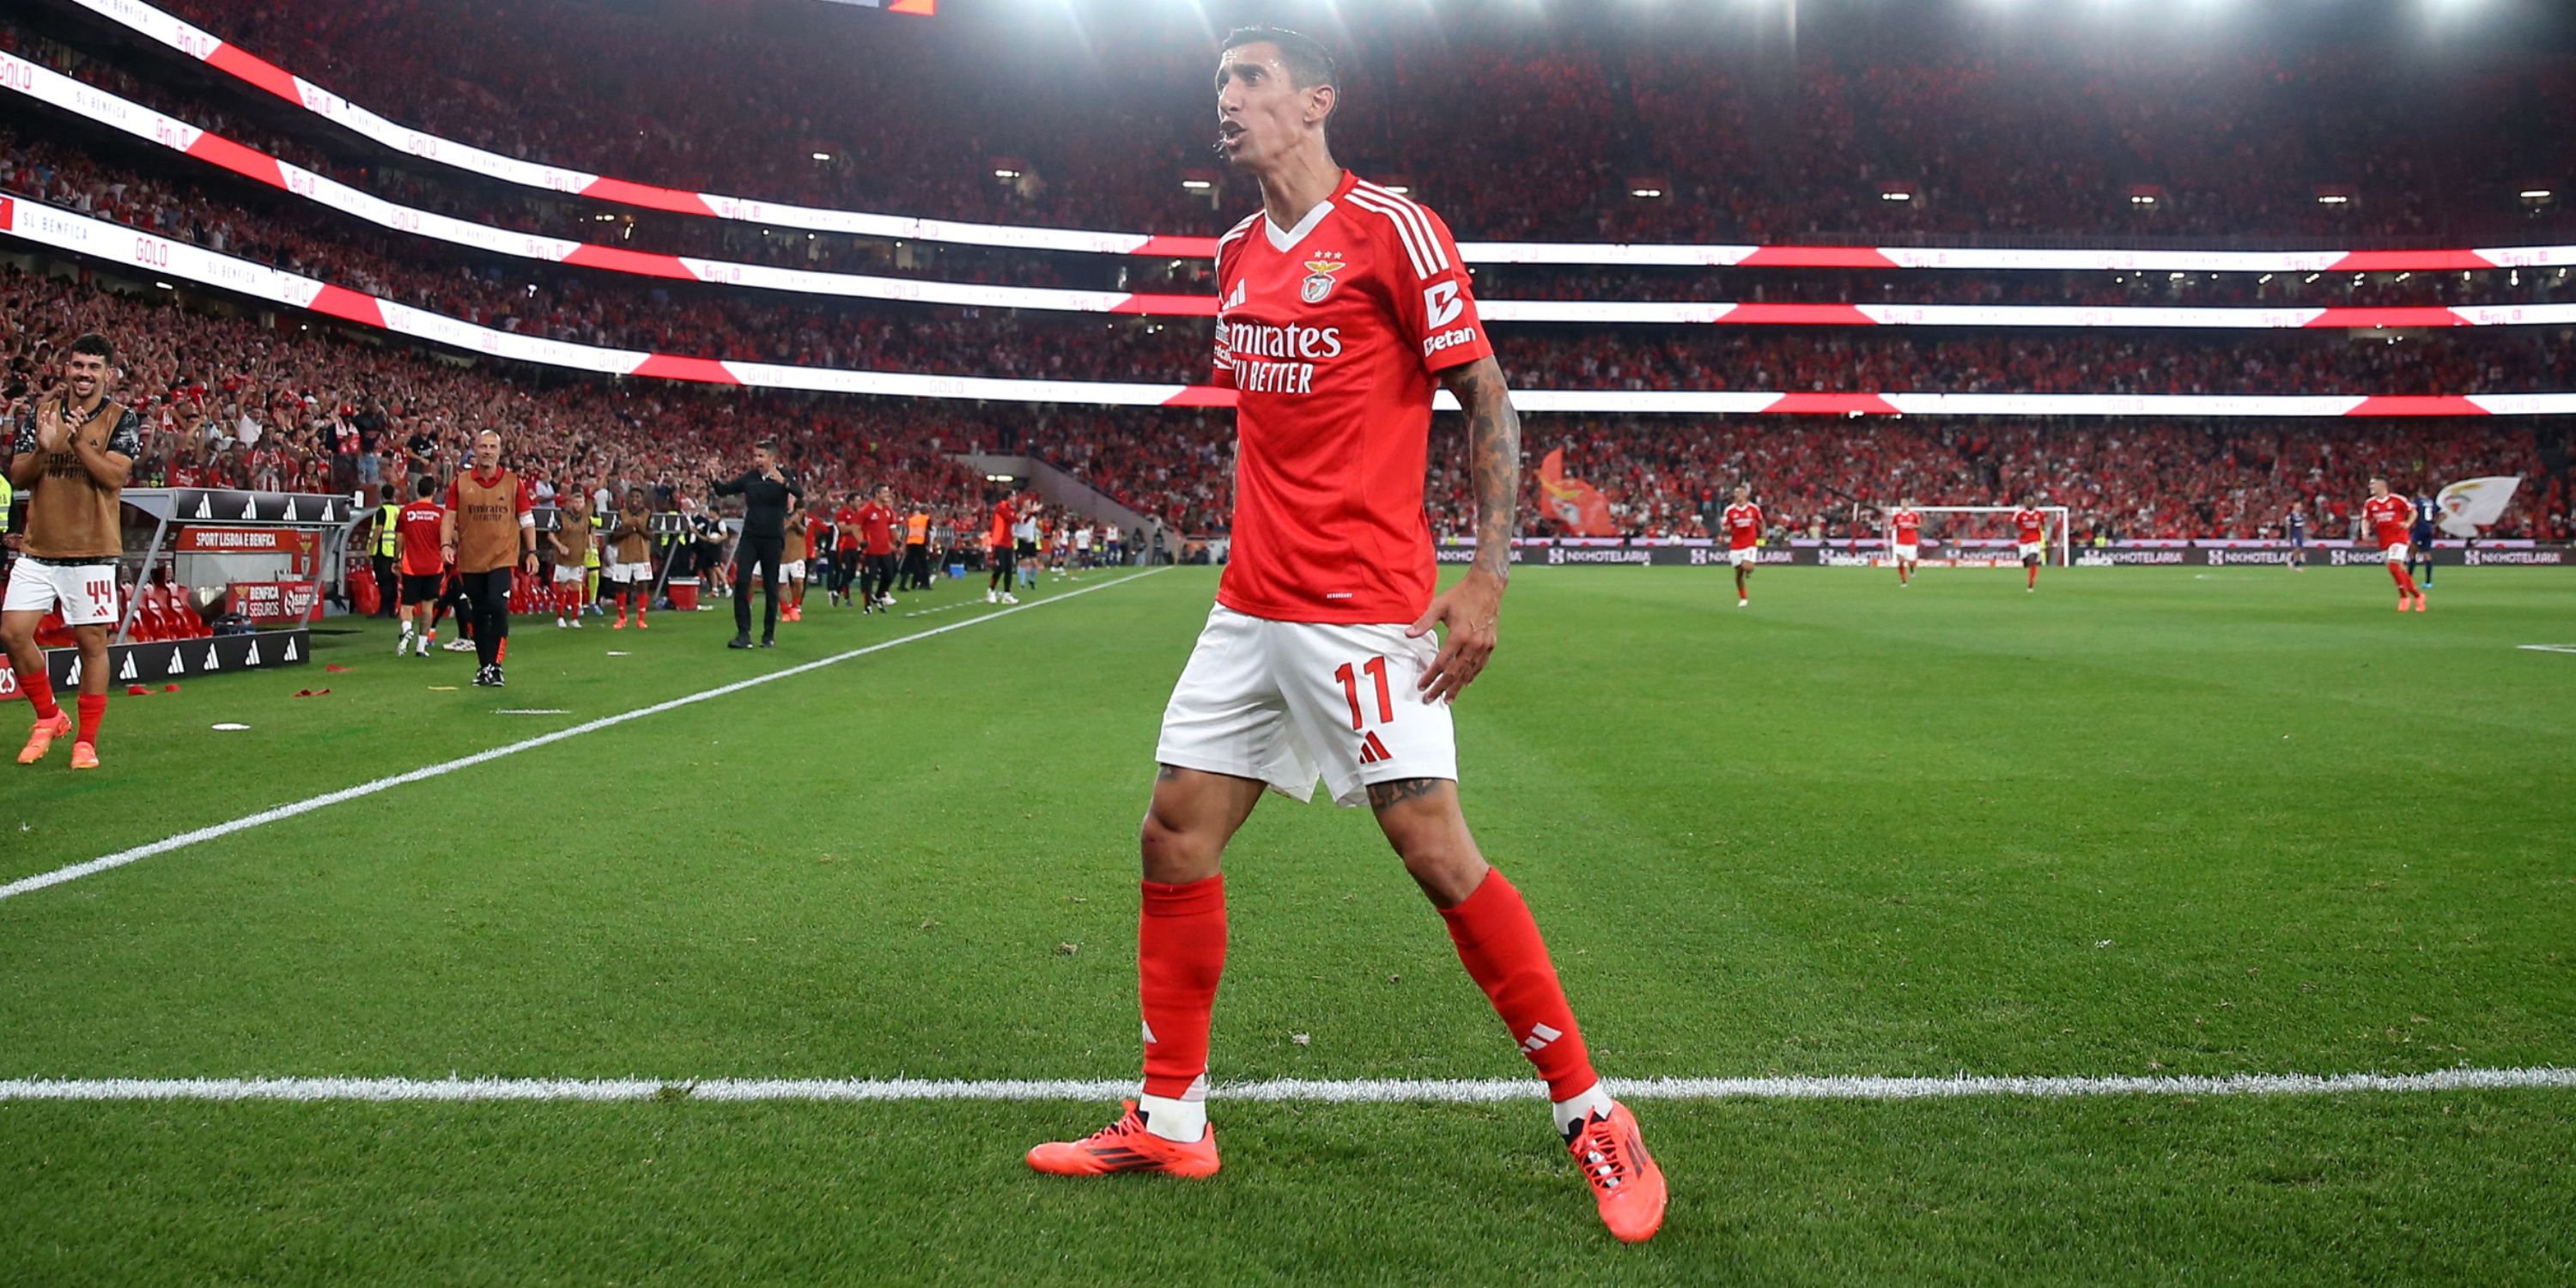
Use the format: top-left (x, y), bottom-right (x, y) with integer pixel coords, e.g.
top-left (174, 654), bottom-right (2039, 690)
top-left (2130, 194), bottom-right (2157, 205)
top-left (2318, 194), bottom-right (2350, 205)
top-left (1631, 187), bottom-right (1664, 198)
top-left (1880, 191), bottom-right (1913, 202)
top-left (155, 281), bottom-right (173, 289)
top-left (1182, 179), bottom-right (1213, 191)
top-left (811, 151), bottom-right (833, 161)
top-left (2522, 189), bottom-right (2554, 199)
top-left (994, 167), bottom-right (1023, 179)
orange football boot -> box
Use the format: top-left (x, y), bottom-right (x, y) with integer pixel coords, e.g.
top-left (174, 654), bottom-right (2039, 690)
top-left (70, 741), bottom-right (100, 771)
top-left (17, 712), bottom-right (73, 764)
top-left (1026, 1101), bottom-right (1220, 1178)
top-left (1567, 1101), bottom-right (1667, 1243)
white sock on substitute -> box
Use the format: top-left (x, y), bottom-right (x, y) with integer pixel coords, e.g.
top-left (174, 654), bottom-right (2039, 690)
top-left (1551, 1080), bottom-right (1615, 1136)
top-left (1137, 1092), bottom-right (1207, 1143)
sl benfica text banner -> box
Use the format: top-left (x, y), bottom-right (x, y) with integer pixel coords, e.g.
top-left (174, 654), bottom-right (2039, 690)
top-left (0, 629), bottom-right (313, 694)
top-left (58, 0), bottom-right (2576, 271)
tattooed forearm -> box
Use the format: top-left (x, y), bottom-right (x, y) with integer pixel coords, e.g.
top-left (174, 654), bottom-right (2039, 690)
top-left (1443, 357), bottom-right (1520, 582)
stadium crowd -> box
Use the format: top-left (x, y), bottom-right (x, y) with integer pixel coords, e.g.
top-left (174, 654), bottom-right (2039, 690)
top-left (10, 118), bottom-right (2574, 404)
top-left (19, 0), bottom-right (2572, 244)
top-left (9, 264), bottom-right (2561, 546)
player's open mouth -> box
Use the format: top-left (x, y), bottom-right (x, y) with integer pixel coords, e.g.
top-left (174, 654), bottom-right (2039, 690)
top-left (1218, 121), bottom-right (1246, 149)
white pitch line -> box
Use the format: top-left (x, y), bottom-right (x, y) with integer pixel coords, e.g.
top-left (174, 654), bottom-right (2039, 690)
top-left (0, 568), bottom-right (1169, 903)
top-left (2, 1066), bottom-right (2571, 1104)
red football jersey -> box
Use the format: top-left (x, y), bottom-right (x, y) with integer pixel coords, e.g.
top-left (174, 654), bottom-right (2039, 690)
top-left (834, 506), bottom-right (863, 551)
top-left (2013, 508), bottom-right (2049, 544)
top-left (856, 502), bottom-right (897, 556)
top-left (989, 499), bottom-right (1016, 550)
top-left (1890, 508), bottom-right (1923, 544)
top-left (1210, 171), bottom-right (1492, 623)
top-left (2364, 494), bottom-right (2413, 548)
top-left (396, 501), bottom-right (447, 577)
top-left (1723, 503), bottom-right (1764, 550)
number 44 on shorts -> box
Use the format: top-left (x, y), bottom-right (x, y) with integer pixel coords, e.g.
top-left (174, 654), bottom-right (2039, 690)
top-left (1334, 658), bottom-right (1397, 764)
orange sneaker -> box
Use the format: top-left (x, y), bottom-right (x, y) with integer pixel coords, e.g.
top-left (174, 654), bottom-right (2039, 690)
top-left (611, 613), bottom-right (628, 630)
top-left (17, 712), bottom-right (74, 764)
top-left (1026, 1101), bottom-right (1220, 1178)
top-left (636, 616), bottom-right (650, 629)
top-left (70, 741), bottom-right (100, 771)
top-left (2396, 598), bottom-right (2410, 613)
top-left (1567, 1101), bottom-right (1667, 1244)
top-left (2413, 593), bottom-right (2429, 612)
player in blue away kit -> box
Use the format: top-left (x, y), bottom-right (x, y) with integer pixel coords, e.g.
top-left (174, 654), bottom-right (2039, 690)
top-left (2409, 491), bottom-right (2438, 587)
top-left (2284, 504), bottom-right (2307, 572)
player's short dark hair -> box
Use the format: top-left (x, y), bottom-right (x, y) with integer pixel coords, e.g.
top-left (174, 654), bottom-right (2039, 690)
top-left (755, 439), bottom-right (777, 454)
top-left (1223, 26), bottom-right (1337, 95)
top-left (415, 475), bottom-right (437, 499)
top-left (69, 332), bottom-right (114, 363)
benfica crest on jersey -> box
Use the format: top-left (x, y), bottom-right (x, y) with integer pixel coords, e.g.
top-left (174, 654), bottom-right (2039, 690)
top-left (1300, 256), bottom-right (1346, 304)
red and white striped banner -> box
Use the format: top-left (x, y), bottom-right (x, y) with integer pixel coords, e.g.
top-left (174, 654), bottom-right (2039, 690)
top-left (3, 192), bottom-right (2565, 416)
top-left (8, 54), bottom-right (2568, 331)
top-left (59, 0), bottom-right (2576, 274)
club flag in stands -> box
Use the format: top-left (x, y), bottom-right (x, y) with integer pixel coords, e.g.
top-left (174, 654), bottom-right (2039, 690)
top-left (1537, 449), bottom-right (1615, 538)
top-left (2435, 477), bottom-right (2521, 538)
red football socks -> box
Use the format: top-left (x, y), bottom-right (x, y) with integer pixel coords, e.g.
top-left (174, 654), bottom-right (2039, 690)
top-left (2027, 565), bottom-right (2039, 588)
top-left (1439, 868), bottom-right (1599, 1102)
top-left (76, 692), bottom-right (105, 745)
top-left (21, 669), bottom-right (62, 721)
top-left (2391, 564), bottom-right (2419, 596)
top-left (1138, 875), bottom-right (1227, 1101)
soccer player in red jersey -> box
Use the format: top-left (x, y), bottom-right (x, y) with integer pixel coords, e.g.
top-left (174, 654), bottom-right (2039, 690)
top-left (1722, 483), bottom-right (1763, 607)
top-left (2364, 477), bottom-right (2426, 611)
top-left (394, 475), bottom-right (450, 656)
top-left (830, 495), bottom-right (864, 608)
top-left (2011, 496), bottom-right (2050, 592)
top-left (1887, 498), bottom-right (1923, 586)
top-left (857, 484), bottom-right (901, 611)
top-left (1024, 27), bottom-right (1666, 1244)
top-left (985, 493), bottom-right (1019, 605)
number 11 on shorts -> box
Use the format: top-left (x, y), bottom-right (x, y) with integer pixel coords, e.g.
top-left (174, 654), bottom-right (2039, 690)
top-left (1334, 657), bottom-right (1394, 730)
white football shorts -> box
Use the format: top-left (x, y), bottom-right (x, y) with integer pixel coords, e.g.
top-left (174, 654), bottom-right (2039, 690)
top-left (1156, 604), bottom-right (1457, 808)
top-left (552, 561), bottom-right (586, 584)
top-left (1893, 544), bottom-right (1920, 562)
top-left (781, 559), bottom-right (807, 581)
top-left (610, 562), bottom-right (653, 585)
top-left (1726, 546), bottom-right (1759, 568)
top-left (2016, 541), bottom-right (2046, 561)
top-left (3, 559), bottom-right (119, 626)
top-left (2383, 543), bottom-right (2409, 563)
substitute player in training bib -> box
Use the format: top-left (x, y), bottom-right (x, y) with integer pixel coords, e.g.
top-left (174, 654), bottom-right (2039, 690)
top-left (2365, 477), bottom-right (2425, 612)
top-left (1024, 27), bottom-right (1666, 1245)
top-left (4, 333), bottom-right (138, 770)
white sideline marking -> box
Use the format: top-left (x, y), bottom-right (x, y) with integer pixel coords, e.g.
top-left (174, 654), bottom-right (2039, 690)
top-left (2, 1066), bottom-right (2570, 1104)
top-left (0, 569), bottom-right (1169, 903)
top-left (2517, 643), bottom-right (2576, 654)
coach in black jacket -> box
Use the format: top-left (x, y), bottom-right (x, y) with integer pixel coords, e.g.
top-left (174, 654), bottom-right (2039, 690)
top-left (709, 440), bottom-right (802, 648)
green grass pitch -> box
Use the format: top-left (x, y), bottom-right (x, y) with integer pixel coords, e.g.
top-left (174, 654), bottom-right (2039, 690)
top-left (3, 563), bottom-right (2572, 1284)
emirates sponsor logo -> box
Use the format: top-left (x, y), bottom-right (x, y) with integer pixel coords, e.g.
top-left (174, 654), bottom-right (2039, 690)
top-left (1223, 322), bottom-right (1343, 361)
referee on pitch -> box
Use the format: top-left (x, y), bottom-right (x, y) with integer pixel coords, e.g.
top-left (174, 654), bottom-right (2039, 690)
top-left (710, 440), bottom-right (801, 649)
